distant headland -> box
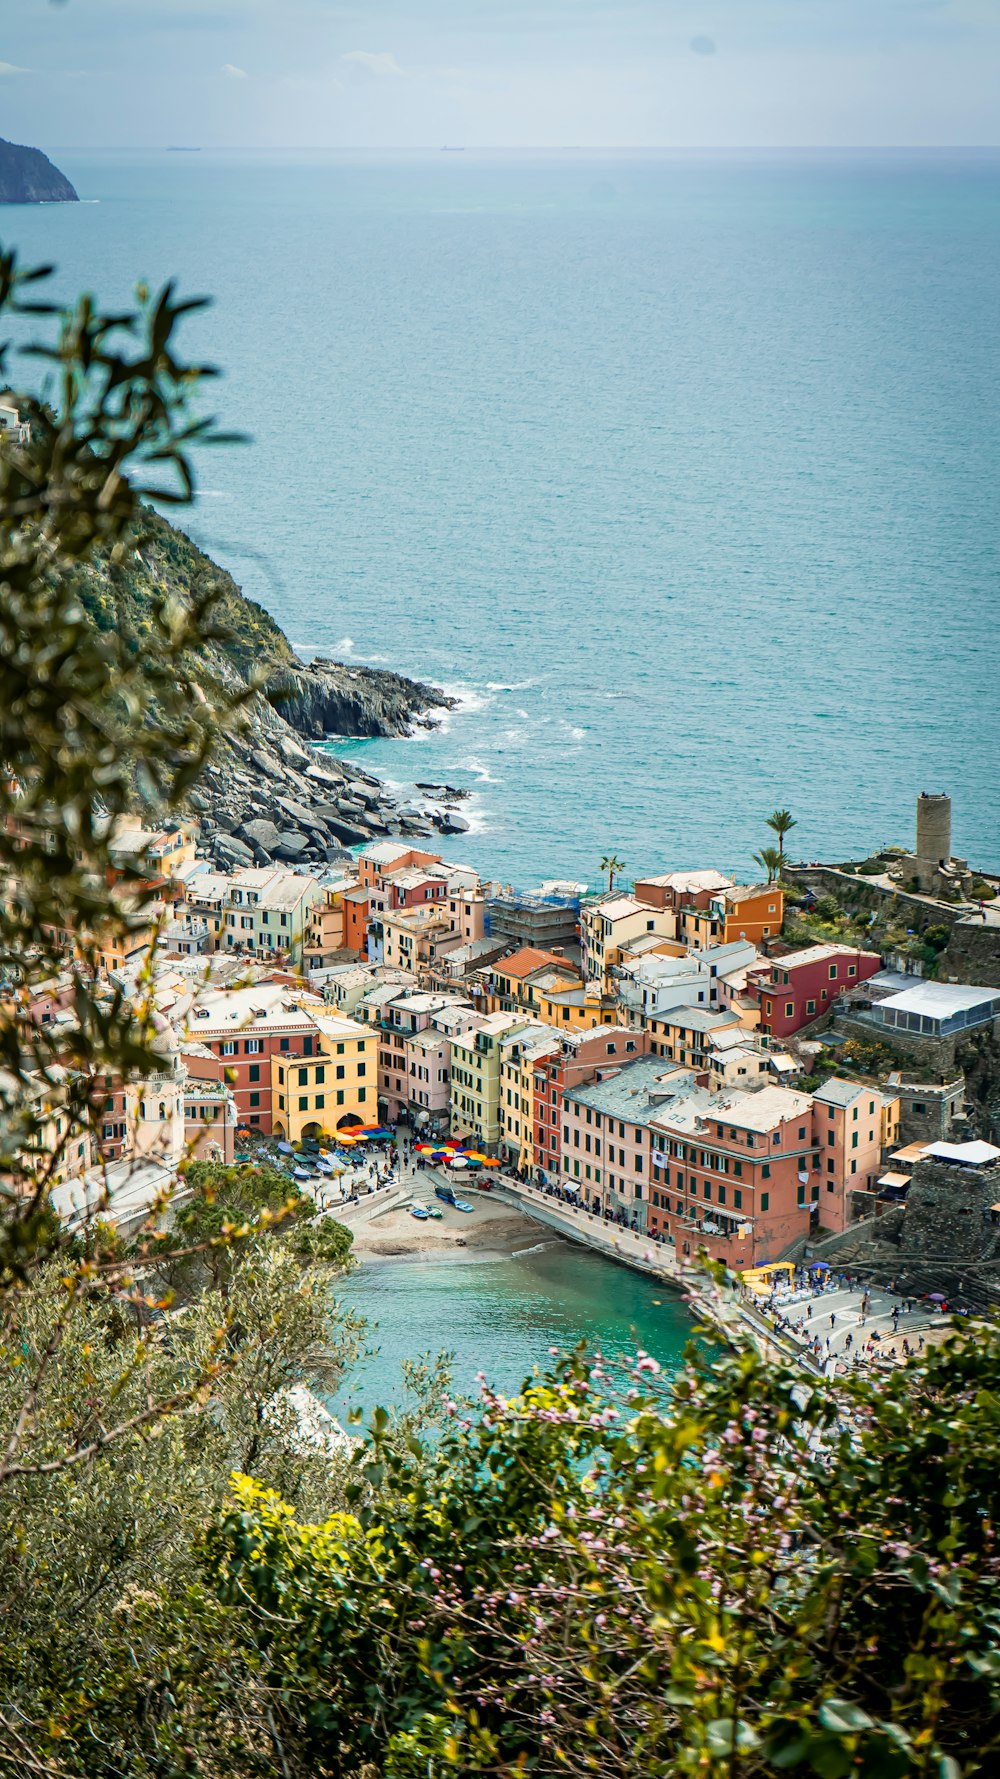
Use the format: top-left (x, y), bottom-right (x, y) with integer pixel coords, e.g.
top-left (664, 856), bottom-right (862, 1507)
top-left (0, 137), bottom-right (78, 204)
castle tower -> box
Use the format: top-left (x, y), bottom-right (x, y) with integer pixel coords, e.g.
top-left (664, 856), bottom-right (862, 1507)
top-left (916, 792), bottom-right (952, 872)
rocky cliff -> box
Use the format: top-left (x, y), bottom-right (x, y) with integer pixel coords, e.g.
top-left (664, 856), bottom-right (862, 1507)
top-left (0, 138), bottom-right (78, 204)
top-left (79, 508), bottom-right (465, 872)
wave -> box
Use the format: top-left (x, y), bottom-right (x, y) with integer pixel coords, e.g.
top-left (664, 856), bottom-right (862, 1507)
top-left (334, 635), bottom-right (355, 655)
top-left (485, 678), bottom-right (540, 692)
top-left (459, 757), bottom-right (499, 784)
top-left (197, 489), bottom-right (231, 500)
top-left (439, 682), bottom-right (494, 714)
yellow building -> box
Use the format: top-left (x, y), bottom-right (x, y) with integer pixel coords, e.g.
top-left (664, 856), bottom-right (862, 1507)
top-left (500, 1026), bottom-right (557, 1167)
top-left (381, 905), bottom-right (460, 974)
top-left (270, 1013), bottom-right (374, 1142)
top-left (450, 1011), bottom-right (531, 1152)
top-left (880, 1091), bottom-right (901, 1153)
top-left (644, 1005), bottom-right (742, 1067)
top-left (580, 895), bottom-right (678, 989)
top-left (109, 819), bottom-right (198, 885)
top-left (536, 983), bottom-right (619, 1031)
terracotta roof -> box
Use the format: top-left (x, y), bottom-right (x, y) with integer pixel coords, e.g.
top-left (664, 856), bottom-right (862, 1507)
top-left (495, 946), bottom-right (578, 979)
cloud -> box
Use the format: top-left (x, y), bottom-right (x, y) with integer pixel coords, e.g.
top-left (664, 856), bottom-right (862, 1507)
top-left (689, 36), bottom-right (717, 57)
top-left (220, 62), bottom-right (248, 79)
top-left (0, 62), bottom-right (29, 76)
top-left (339, 50), bottom-right (404, 80)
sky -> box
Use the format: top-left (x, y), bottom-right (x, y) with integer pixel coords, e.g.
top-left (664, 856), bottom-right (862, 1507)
top-left (1, 0), bottom-right (999, 150)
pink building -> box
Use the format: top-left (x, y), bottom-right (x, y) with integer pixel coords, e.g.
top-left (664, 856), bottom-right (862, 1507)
top-left (374, 991), bottom-right (479, 1124)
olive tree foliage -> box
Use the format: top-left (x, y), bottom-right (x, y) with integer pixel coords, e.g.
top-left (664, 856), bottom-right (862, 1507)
top-left (198, 1333), bottom-right (999, 1779)
top-left (0, 244), bottom-right (247, 1275)
top-left (0, 1231), bottom-right (368, 1778)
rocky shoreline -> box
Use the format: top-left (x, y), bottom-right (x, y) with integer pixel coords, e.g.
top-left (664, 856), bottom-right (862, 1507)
top-left (192, 656), bottom-right (472, 872)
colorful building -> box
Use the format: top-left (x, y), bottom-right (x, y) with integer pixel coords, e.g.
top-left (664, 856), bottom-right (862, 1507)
top-left (580, 895), bottom-right (678, 989)
top-left (271, 1012), bottom-right (373, 1143)
top-left (679, 883), bottom-right (783, 950)
top-left (449, 1011), bottom-right (533, 1152)
top-left (531, 1025), bottom-right (650, 1184)
top-left (749, 944), bottom-right (882, 1038)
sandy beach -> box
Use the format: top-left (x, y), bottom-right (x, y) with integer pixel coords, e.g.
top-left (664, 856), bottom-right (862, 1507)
top-left (347, 1187), bottom-right (542, 1262)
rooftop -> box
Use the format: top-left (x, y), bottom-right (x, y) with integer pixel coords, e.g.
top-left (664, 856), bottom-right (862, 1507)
top-left (651, 1082), bottom-right (814, 1138)
top-left (761, 942), bottom-right (875, 971)
top-left (566, 1055), bottom-right (694, 1121)
top-left (878, 982), bottom-right (1000, 1018)
top-left (361, 841), bottom-right (416, 866)
top-left (637, 869), bottom-right (732, 894)
top-left (494, 946), bottom-right (578, 979)
top-left (922, 1139), bottom-right (1000, 1169)
top-left (813, 1076), bottom-right (875, 1109)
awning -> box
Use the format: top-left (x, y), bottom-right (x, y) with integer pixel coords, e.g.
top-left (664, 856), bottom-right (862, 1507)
top-left (878, 1172), bottom-right (912, 1189)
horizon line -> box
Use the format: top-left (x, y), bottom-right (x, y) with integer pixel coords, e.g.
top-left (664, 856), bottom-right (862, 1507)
top-left (42, 141), bottom-right (1000, 153)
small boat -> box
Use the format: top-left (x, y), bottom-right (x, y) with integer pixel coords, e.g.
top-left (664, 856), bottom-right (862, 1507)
top-left (293, 1166), bottom-right (314, 1181)
top-left (453, 1199), bottom-right (475, 1214)
top-left (409, 1204), bottom-right (430, 1221)
top-left (425, 1204), bottom-right (443, 1219)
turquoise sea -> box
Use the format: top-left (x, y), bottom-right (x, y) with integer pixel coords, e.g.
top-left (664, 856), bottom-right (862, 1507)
top-left (331, 1240), bottom-right (692, 1414)
top-left (6, 148), bottom-right (999, 885)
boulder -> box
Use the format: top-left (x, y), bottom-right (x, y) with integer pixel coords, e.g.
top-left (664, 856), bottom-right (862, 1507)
top-left (238, 817), bottom-right (282, 854)
top-left (272, 831), bottom-right (311, 861)
top-left (439, 811), bottom-right (470, 834)
top-left (251, 747), bottom-right (283, 780)
top-left (213, 833), bottom-right (255, 868)
top-left (276, 794), bottom-right (322, 830)
top-left (323, 815), bottom-right (372, 846)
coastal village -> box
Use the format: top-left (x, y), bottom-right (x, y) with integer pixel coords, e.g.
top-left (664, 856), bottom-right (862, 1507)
top-left (7, 777), bottom-right (1000, 1323)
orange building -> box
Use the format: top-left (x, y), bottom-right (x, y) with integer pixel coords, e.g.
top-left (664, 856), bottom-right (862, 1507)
top-left (680, 883), bottom-right (783, 950)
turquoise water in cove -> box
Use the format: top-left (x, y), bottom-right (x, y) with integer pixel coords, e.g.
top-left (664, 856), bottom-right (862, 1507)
top-left (6, 148), bottom-right (1000, 885)
top-left (330, 1239), bottom-right (692, 1415)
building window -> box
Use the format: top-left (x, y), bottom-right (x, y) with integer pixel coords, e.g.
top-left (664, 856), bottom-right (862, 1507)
top-left (829, 964), bottom-right (837, 979)
top-left (245, 1038), bottom-right (262, 1054)
top-left (796, 1184), bottom-right (805, 1206)
top-left (315, 1094), bottom-right (325, 1109)
top-left (785, 1002), bottom-right (794, 1018)
top-left (733, 1189), bottom-right (742, 1209)
top-left (761, 1163), bottom-right (771, 1179)
top-left (299, 1096), bottom-right (308, 1111)
top-left (249, 1092), bottom-right (260, 1108)
top-left (761, 1192), bottom-right (769, 1211)
top-left (221, 1041), bottom-right (235, 1056)
top-left (298, 1068), bottom-right (308, 1086)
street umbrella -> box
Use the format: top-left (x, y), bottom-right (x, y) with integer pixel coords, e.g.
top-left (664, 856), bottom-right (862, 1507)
top-left (928, 1292), bottom-right (947, 1303)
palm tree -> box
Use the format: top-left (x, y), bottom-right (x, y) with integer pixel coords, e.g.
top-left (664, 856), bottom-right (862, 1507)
top-left (766, 808), bottom-right (797, 860)
top-left (753, 846), bottom-right (782, 884)
top-left (601, 854), bottom-right (625, 893)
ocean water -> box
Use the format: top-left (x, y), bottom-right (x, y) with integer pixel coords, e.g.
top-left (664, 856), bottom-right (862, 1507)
top-left (330, 1239), bottom-right (692, 1415)
top-left (6, 148), bottom-right (999, 885)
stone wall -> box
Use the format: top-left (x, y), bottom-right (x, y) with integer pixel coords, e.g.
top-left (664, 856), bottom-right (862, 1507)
top-left (894, 1159), bottom-right (1000, 1309)
top-left (784, 866), bottom-right (1000, 987)
top-left (834, 1010), bottom-right (960, 1076)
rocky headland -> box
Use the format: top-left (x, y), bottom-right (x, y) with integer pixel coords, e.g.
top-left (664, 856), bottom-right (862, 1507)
top-left (0, 137), bottom-right (78, 204)
top-left (78, 507), bottom-right (469, 871)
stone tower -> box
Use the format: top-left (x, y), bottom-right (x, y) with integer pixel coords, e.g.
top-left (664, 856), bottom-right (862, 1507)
top-left (915, 793), bottom-right (952, 880)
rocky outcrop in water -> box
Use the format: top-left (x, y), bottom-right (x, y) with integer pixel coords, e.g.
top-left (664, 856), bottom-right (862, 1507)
top-left (0, 138), bottom-right (78, 204)
top-left (79, 506), bottom-right (464, 873)
top-left (270, 658), bottom-right (452, 739)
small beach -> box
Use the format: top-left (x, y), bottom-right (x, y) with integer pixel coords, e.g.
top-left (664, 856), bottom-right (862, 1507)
top-left (347, 1188), bottom-right (541, 1262)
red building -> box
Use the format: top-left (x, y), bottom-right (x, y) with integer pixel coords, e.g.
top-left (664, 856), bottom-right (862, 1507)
top-left (647, 1083), bottom-right (824, 1265)
top-left (531, 1025), bottom-right (649, 1184)
top-left (749, 944), bottom-right (881, 1039)
top-left (190, 981), bottom-right (325, 1132)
